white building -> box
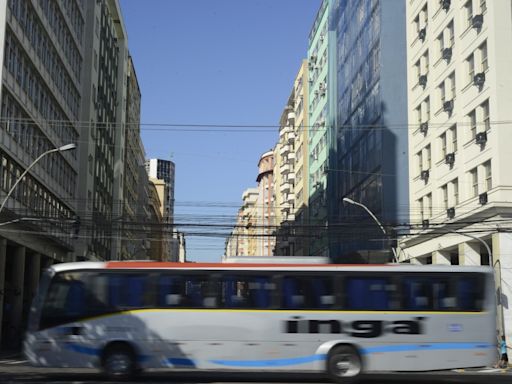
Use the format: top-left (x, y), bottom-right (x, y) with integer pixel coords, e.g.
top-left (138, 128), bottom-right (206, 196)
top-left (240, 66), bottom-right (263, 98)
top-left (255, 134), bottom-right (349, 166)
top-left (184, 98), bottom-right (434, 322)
top-left (402, 0), bottom-right (512, 345)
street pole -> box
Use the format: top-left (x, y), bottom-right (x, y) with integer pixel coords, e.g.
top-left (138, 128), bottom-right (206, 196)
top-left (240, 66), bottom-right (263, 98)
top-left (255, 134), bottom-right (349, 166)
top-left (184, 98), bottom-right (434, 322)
top-left (0, 143), bottom-right (76, 215)
top-left (342, 197), bottom-right (398, 262)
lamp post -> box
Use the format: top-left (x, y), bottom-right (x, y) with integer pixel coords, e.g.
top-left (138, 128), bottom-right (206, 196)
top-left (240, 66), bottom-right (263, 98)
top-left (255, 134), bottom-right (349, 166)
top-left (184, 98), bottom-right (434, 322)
top-left (0, 143), bottom-right (76, 215)
top-left (342, 197), bottom-right (398, 262)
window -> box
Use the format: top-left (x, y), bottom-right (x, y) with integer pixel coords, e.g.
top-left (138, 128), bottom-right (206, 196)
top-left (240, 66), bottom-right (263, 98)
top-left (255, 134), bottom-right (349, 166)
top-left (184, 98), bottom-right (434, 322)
top-left (440, 132), bottom-right (447, 158)
top-left (419, 197), bottom-right (424, 220)
top-left (449, 72), bottom-right (456, 99)
top-left (482, 99), bottom-right (490, 131)
top-left (484, 161), bottom-right (492, 191)
top-left (468, 110), bottom-right (477, 139)
top-left (467, 54), bottom-right (475, 84)
top-left (425, 145), bottom-right (431, 169)
top-left (480, 0), bottom-right (487, 13)
top-left (417, 151), bottom-right (423, 174)
top-left (442, 184), bottom-right (448, 209)
top-left (470, 168), bottom-right (478, 197)
top-left (281, 275), bottom-right (335, 309)
top-left (345, 277), bottom-right (397, 310)
top-left (465, 0), bottom-right (473, 28)
top-left (402, 277), bottom-right (454, 311)
top-left (439, 82), bottom-right (446, 104)
top-left (453, 178), bottom-right (459, 205)
top-left (480, 41), bottom-right (488, 71)
top-left (426, 193), bottom-right (432, 218)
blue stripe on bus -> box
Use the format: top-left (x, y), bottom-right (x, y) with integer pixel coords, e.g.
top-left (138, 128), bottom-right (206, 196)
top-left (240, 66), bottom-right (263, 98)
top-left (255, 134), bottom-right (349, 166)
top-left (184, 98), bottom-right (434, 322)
top-left (163, 357), bottom-right (196, 367)
top-left (209, 354), bottom-right (327, 367)
top-left (65, 344), bottom-right (100, 356)
top-left (65, 343), bottom-right (150, 362)
top-left (362, 342), bottom-right (493, 355)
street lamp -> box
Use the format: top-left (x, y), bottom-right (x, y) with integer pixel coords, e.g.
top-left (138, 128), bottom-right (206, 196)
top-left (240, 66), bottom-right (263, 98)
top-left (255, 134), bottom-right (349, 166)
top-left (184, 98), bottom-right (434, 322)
top-left (0, 143), bottom-right (76, 215)
top-left (342, 197), bottom-right (398, 262)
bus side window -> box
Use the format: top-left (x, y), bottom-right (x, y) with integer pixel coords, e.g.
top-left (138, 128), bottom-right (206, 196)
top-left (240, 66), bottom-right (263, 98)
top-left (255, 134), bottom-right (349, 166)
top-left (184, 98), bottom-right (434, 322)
top-left (403, 279), bottom-right (432, 310)
top-left (345, 277), bottom-right (393, 310)
top-left (108, 274), bottom-right (148, 309)
top-left (158, 275), bottom-right (184, 307)
top-left (221, 275), bottom-right (273, 309)
top-left (281, 276), bottom-right (334, 309)
top-left (458, 276), bottom-right (483, 311)
top-left (183, 275), bottom-right (218, 308)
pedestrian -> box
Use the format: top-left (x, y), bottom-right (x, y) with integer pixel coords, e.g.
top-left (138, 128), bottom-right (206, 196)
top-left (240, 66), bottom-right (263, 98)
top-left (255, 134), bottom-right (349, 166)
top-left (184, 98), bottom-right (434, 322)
top-left (495, 335), bottom-right (508, 368)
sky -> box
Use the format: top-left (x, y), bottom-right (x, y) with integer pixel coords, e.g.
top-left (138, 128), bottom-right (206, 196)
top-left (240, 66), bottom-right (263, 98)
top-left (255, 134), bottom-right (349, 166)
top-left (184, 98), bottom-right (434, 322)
top-left (119, 0), bottom-right (322, 262)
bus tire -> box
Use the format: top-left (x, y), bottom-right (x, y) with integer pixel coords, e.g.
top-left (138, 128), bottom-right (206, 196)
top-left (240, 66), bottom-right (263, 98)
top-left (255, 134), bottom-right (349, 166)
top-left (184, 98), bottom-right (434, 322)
top-left (326, 345), bottom-right (362, 383)
top-left (101, 343), bottom-right (136, 380)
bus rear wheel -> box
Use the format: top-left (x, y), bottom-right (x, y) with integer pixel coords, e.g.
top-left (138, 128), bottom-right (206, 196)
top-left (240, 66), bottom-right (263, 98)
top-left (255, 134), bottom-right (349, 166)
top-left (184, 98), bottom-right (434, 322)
top-left (102, 344), bottom-right (136, 380)
top-left (327, 345), bottom-right (362, 383)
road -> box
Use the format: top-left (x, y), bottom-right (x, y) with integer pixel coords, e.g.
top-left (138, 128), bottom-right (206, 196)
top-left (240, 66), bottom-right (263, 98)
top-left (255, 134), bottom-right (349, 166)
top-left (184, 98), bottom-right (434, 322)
top-left (0, 356), bottom-right (510, 383)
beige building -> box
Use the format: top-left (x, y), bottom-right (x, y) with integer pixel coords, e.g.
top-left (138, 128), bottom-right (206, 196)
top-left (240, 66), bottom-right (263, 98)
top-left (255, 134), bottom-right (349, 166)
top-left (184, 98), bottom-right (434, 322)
top-left (401, 0), bottom-right (512, 344)
top-left (224, 188), bottom-right (258, 258)
top-left (256, 151), bottom-right (275, 256)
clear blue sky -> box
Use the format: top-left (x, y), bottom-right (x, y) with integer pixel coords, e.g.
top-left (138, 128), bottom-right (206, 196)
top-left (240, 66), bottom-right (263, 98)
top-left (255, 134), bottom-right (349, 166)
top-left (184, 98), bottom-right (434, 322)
top-left (119, 0), bottom-right (322, 262)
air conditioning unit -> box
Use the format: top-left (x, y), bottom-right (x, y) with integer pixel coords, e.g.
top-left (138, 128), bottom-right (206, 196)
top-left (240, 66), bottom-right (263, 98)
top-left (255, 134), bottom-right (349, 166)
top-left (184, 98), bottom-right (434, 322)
top-left (310, 54), bottom-right (318, 64)
top-left (418, 75), bottom-right (427, 87)
top-left (319, 34), bottom-right (325, 43)
top-left (474, 72), bottom-right (486, 87)
top-left (472, 14), bottom-right (483, 29)
top-left (421, 170), bottom-right (430, 180)
top-left (420, 122), bottom-right (429, 134)
top-left (443, 99), bottom-right (454, 113)
top-left (447, 207), bottom-right (455, 219)
top-left (475, 131), bottom-right (487, 145)
top-left (441, 0), bottom-right (451, 11)
top-left (319, 88), bottom-right (326, 96)
top-left (422, 219), bottom-right (430, 229)
top-left (319, 82), bottom-right (326, 90)
top-left (442, 47), bottom-right (452, 61)
top-left (479, 192), bottom-right (488, 205)
top-left (445, 152), bottom-right (455, 165)
top-left (418, 28), bottom-right (426, 41)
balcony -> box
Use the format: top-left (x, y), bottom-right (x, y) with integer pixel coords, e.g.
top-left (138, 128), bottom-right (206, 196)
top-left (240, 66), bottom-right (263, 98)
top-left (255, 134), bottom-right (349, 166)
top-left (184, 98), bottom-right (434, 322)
top-left (287, 131), bottom-right (296, 143)
top-left (280, 163), bottom-right (290, 174)
top-left (287, 152), bottom-right (296, 160)
top-left (280, 182), bottom-right (291, 194)
top-left (287, 172), bottom-right (296, 181)
top-left (281, 202), bottom-right (291, 212)
top-left (287, 111), bottom-right (296, 122)
top-left (279, 126), bottom-right (291, 139)
top-left (279, 144), bottom-right (291, 156)
top-left (287, 193), bottom-right (295, 204)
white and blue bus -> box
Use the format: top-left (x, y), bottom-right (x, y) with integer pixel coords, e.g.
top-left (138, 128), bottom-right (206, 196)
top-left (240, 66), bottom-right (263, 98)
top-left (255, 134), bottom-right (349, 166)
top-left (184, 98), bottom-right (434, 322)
top-left (24, 261), bottom-right (496, 382)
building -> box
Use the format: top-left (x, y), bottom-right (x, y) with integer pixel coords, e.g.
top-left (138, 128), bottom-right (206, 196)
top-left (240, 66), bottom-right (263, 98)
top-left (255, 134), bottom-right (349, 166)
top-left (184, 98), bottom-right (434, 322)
top-left (120, 55), bottom-right (144, 260)
top-left (148, 178), bottom-right (164, 261)
top-left (327, 0), bottom-right (409, 263)
top-left (400, 0), bottom-right (512, 346)
top-left (0, 0), bottom-right (84, 348)
top-left (75, 0), bottom-right (129, 261)
top-left (308, 1), bottom-right (329, 256)
top-left (145, 158), bottom-right (176, 260)
top-left (255, 151), bottom-right (275, 256)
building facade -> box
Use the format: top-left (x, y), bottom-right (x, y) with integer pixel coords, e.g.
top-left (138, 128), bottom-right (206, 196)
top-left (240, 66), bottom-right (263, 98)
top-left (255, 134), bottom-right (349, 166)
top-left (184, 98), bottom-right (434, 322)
top-left (0, 0), bottom-right (83, 348)
top-left (75, 0), bottom-right (128, 261)
top-left (308, 0), bottom-right (329, 256)
top-left (255, 151), bottom-right (275, 256)
top-left (145, 158), bottom-right (176, 261)
top-left (327, 0), bottom-right (409, 263)
top-left (401, 0), bottom-right (512, 347)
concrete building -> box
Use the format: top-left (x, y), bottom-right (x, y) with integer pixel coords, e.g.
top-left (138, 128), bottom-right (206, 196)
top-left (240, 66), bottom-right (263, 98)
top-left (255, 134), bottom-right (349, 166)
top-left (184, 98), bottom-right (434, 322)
top-left (75, 0), bottom-right (129, 261)
top-left (308, 0), bottom-right (329, 257)
top-left (0, 0), bottom-right (83, 348)
top-left (224, 188), bottom-right (259, 258)
top-left (148, 178), bottom-right (164, 261)
top-left (400, 0), bottom-right (512, 346)
top-left (256, 151), bottom-right (275, 256)
top-left (327, 0), bottom-right (409, 263)
top-left (120, 55), bottom-right (145, 260)
top-left (145, 158), bottom-right (177, 261)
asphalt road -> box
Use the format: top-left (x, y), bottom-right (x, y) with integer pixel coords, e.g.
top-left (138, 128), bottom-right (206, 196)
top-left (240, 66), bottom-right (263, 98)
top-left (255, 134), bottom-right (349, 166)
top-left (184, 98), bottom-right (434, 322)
top-left (0, 357), bottom-right (510, 383)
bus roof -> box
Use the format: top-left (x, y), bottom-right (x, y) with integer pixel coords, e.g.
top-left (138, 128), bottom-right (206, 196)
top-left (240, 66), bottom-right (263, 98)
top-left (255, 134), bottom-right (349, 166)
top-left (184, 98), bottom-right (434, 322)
top-left (48, 261), bottom-right (493, 274)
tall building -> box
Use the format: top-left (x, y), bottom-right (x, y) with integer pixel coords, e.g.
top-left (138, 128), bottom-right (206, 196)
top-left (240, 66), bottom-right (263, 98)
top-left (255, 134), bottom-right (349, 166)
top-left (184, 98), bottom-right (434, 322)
top-left (145, 158), bottom-right (176, 260)
top-left (308, 0), bottom-right (329, 256)
top-left (255, 151), bottom-right (275, 256)
top-left (0, 0), bottom-right (83, 348)
top-left (121, 55), bottom-right (146, 260)
top-left (401, 0), bottom-right (512, 346)
top-left (75, 0), bottom-right (129, 261)
top-left (327, 0), bottom-right (409, 263)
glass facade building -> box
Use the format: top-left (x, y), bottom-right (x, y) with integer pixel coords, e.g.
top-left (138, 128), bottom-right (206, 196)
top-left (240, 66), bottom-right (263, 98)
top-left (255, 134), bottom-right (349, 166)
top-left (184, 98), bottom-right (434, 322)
top-left (327, 0), bottom-right (409, 262)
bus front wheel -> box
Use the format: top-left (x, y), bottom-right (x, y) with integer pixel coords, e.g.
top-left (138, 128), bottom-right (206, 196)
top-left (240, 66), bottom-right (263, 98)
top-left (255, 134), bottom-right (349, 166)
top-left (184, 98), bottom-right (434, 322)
top-left (327, 345), bottom-right (362, 383)
top-left (102, 343), bottom-right (136, 380)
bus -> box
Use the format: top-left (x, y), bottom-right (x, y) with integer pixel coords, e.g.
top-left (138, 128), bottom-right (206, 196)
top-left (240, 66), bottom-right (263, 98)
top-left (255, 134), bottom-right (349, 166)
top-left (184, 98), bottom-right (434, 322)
top-left (23, 261), bottom-right (496, 382)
